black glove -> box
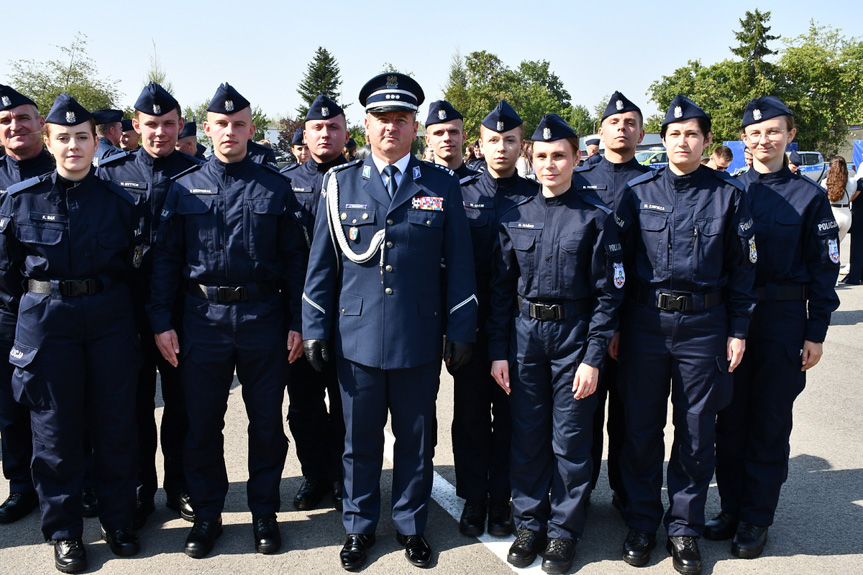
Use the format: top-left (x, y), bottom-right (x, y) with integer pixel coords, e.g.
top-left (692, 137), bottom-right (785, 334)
top-left (303, 339), bottom-right (331, 372)
top-left (444, 340), bottom-right (473, 372)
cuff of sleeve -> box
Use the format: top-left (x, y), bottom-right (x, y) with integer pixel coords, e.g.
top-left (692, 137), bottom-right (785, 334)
top-left (488, 340), bottom-right (508, 362)
top-left (583, 340), bottom-right (606, 371)
top-left (728, 316), bottom-right (750, 340)
top-left (150, 314), bottom-right (173, 335)
top-left (804, 321), bottom-right (828, 344)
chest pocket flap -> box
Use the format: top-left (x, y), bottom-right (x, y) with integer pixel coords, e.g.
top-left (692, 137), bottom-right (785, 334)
top-left (510, 231), bottom-right (537, 251)
top-left (177, 194), bottom-right (213, 215)
top-left (248, 197), bottom-right (286, 216)
top-left (639, 210), bottom-right (668, 231)
top-left (17, 224), bottom-right (62, 246)
top-left (407, 209), bottom-right (444, 228)
top-left (696, 216), bottom-right (724, 236)
top-left (341, 208), bottom-right (376, 226)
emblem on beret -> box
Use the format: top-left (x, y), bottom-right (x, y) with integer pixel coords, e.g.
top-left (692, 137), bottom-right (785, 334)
top-left (153, 104), bottom-right (161, 115)
top-left (753, 109), bottom-right (762, 121)
top-left (543, 127), bottom-right (552, 140)
top-left (1, 96), bottom-right (10, 107)
top-left (674, 106), bottom-right (683, 119)
top-left (66, 111), bottom-right (76, 124)
top-left (616, 99), bottom-right (623, 111)
top-left (386, 75), bottom-right (398, 88)
top-left (438, 109), bottom-right (446, 120)
top-left (497, 120), bottom-right (504, 131)
top-left (321, 107), bottom-right (329, 117)
top-left (225, 100), bottom-right (234, 112)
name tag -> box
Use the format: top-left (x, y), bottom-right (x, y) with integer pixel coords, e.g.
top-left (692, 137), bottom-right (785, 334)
top-left (189, 188), bottom-right (216, 195)
top-left (119, 181), bottom-right (147, 190)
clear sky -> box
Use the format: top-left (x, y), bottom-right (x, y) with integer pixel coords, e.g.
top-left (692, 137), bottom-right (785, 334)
top-left (1, 0), bottom-right (855, 130)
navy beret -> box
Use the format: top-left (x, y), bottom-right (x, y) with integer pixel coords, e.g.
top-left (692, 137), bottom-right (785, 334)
top-left (306, 95), bottom-right (344, 122)
top-left (742, 95), bottom-right (792, 128)
top-left (291, 128), bottom-right (305, 146)
top-left (661, 95), bottom-right (710, 130)
top-left (92, 109), bottom-right (123, 125)
top-left (585, 138), bottom-right (600, 147)
top-left (206, 83), bottom-right (250, 114)
top-left (601, 91), bottom-right (642, 122)
top-left (426, 100), bottom-right (463, 127)
top-left (359, 73), bottom-right (424, 113)
top-left (531, 113), bottom-right (577, 142)
top-left (178, 119), bottom-right (197, 140)
top-left (788, 151), bottom-right (802, 165)
top-left (121, 119), bottom-right (135, 132)
top-left (45, 94), bottom-right (92, 125)
top-left (482, 100), bottom-right (522, 133)
top-left (134, 82), bottom-right (180, 117)
top-left (0, 84), bottom-right (36, 111)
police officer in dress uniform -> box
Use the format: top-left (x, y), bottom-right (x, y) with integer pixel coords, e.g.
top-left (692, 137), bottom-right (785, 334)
top-left (584, 137), bottom-right (602, 166)
top-left (120, 119), bottom-right (140, 152)
top-left (705, 96), bottom-right (840, 559)
top-left (176, 119), bottom-right (207, 160)
top-left (280, 95), bottom-right (349, 512)
top-left (0, 94), bottom-right (143, 573)
top-left (573, 91), bottom-right (647, 513)
top-left (0, 84), bottom-right (54, 525)
top-left (92, 109), bottom-right (124, 165)
top-left (96, 82), bottom-right (203, 529)
top-left (452, 99), bottom-right (537, 539)
top-left (302, 72), bottom-right (478, 571)
top-left (424, 100), bottom-right (477, 179)
top-left (147, 82), bottom-right (305, 559)
top-left (614, 95), bottom-right (757, 575)
top-left (489, 114), bottom-right (624, 574)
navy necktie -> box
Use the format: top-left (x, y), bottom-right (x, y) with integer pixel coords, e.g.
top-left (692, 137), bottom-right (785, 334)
top-left (383, 165), bottom-right (399, 199)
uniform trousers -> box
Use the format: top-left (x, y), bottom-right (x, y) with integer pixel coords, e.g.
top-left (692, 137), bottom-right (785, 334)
top-left (590, 353), bottom-right (625, 496)
top-left (0, 314), bottom-right (34, 495)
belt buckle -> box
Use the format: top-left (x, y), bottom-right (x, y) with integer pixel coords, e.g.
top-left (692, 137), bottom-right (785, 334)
top-left (657, 292), bottom-right (686, 312)
top-left (218, 286), bottom-right (247, 302)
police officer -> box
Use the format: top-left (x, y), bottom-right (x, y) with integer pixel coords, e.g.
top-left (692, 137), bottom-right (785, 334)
top-left (247, 138), bottom-right (278, 168)
top-left (97, 82), bottom-right (204, 529)
top-left (0, 94), bottom-right (143, 573)
top-left (302, 72), bottom-right (477, 570)
top-left (148, 83), bottom-right (304, 559)
top-left (0, 84), bottom-right (54, 525)
top-left (92, 108), bottom-right (124, 165)
top-left (424, 100), bottom-right (476, 179)
top-left (120, 119), bottom-right (140, 151)
top-left (452, 99), bottom-right (537, 539)
top-left (707, 96), bottom-right (840, 559)
top-left (614, 95), bottom-right (757, 575)
top-left (584, 137), bottom-right (602, 166)
top-left (175, 119), bottom-right (207, 160)
top-left (573, 91), bottom-right (647, 513)
top-left (489, 113), bottom-right (624, 573)
top-left (289, 128), bottom-right (310, 166)
top-left (280, 94), bottom-right (349, 512)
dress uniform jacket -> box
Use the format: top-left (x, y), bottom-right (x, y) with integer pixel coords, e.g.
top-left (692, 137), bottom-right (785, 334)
top-left (95, 137), bottom-right (122, 165)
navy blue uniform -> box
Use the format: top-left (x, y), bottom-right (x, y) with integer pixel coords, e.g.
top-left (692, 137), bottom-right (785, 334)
top-left (0, 169), bottom-right (142, 540)
top-left (302, 156), bottom-right (477, 536)
top-left (97, 148), bottom-right (203, 507)
top-left (194, 143), bottom-right (207, 161)
top-left (452, 163), bottom-right (478, 180)
top-left (279, 155), bottom-right (346, 485)
top-left (148, 155), bottom-right (305, 520)
top-left (94, 137), bottom-right (122, 165)
top-left (488, 181), bottom-right (624, 541)
top-left (715, 167), bottom-right (839, 526)
top-left (247, 140), bottom-right (278, 169)
top-left (0, 150), bottom-right (54, 500)
top-left (452, 170), bottom-right (537, 504)
top-left (573, 156), bottom-right (648, 500)
top-left (614, 166), bottom-right (757, 536)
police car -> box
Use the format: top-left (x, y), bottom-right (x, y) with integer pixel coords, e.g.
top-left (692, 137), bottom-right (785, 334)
top-left (636, 148), bottom-right (668, 170)
top-left (793, 151), bottom-right (826, 182)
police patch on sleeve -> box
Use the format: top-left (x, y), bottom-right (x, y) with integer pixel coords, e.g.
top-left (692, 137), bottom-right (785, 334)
top-left (748, 237), bottom-right (758, 263)
top-left (613, 262), bottom-right (626, 289)
top-left (828, 238), bottom-right (840, 264)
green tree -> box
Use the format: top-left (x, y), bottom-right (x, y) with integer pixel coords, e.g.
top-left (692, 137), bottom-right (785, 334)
top-left (145, 41), bottom-right (174, 94)
top-left (510, 60), bottom-right (572, 136)
top-left (296, 47), bottom-right (345, 118)
top-left (9, 32), bottom-right (121, 113)
top-left (732, 9), bottom-right (779, 87)
top-left (276, 116), bottom-right (303, 155)
top-left (564, 104), bottom-right (595, 139)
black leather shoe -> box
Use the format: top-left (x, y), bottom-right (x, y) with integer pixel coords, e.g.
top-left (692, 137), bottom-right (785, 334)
top-left (184, 516), bottom-right (223, 558)
top-left (622, 527), bottom-right (656, 567)
top-left (0, 491), bottom-right (38, 524)
top-left (133, 499), bottom-right (155, 530)
top-left (333, 481), bottom-right (344, 511)
top-left (253, 514), bottom-right (281, 554)
top-left (666, 536), bottom-right (702, 575)
top-left (53, 538), bottom-right (87, 573)
top-left (293, 477), bottom-right (329, 510)
top-left (101, 525), bottom-right (140, 557)
top-left (541, 538), bottom-right (575, 574)
top-left (459, 499), bottom-right (486, 537)
top-left (703, 511), bottom-right (738, 541)
top-left (340, 533), bottom-right (375, 571)
top-left (166, 491), bottom-right (195, 522)
top-left (81, 488), bottom-right (98, 518)
top-left (488, 499), bottom-right (514, 537)
top-left (508, 528), bottom-right (547, 568)
top-left (396, 532), bottom-right (432, 568)
top-left (731, 522), bottom-right (768, 559)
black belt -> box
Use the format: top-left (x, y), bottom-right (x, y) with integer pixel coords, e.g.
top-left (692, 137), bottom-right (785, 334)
top-left (629, 284), bottom-right (725, 312)
top-left (832, 203), bottom-right (849, 208)
top-left (28, 278), bottom-right (105, 297)
top-left (757, 284), bottom-right (807, 301)
top-left (188, 281), bottom-right (278, 303)
top-left (518, 296), bottom-right (590, 321)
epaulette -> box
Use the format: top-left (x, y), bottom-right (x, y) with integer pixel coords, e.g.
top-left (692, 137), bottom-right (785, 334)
top-left (261, 163), bottom-right (288, 177)
top-left (581, 192), bottom-right (613, 215)
top-left (175, 150), bottom-right (205, 166)
top-left (573, 163), bottom-right (595, 174)
top-left (796, 172), bottom-right (823, 190)
top-left (459, 172), bottom-right (481, 186)
top-left (330, 159), bottom-right (362, 174)
top-left (423, 161), bottom-right (455, 177)
top-left (104, 180), bottom-right (139, 206)
top-left (280, 163), bottom-right (301, 174)
top-left (7, 174), bottom-right (50, 195)
top-left (97, 150), bottom-right (133, 167)
top-left (708, 168), bottom-right (745, 191)
top-left (627, 169), bottom-right (661, 187)
top-left (500, 194), bottom-right (534, 218)
top-left (170, 163), bottom-right (204, 182)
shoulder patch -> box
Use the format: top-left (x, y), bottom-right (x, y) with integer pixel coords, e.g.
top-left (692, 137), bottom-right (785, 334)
top-left (581, 193), bottom-right (613, 215)
top-left (96, 150), bottom-right (133, 167)
top-left (459, 172), bottom-right (481, 186)
top-left (627, 169), bottom-right (660, 187)
top-left (423, 161), bottom-right (455, 177)
top-left (170, 163), bottom-right (204, 182)
top-left (7, 174), bottom-right (49, 195)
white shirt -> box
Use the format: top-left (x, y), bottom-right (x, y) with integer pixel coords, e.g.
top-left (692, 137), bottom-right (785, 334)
top-left (371, 152), bottom-right (411, 190)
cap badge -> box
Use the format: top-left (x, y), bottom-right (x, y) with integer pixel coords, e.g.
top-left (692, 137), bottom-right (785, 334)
top-left (543, 127), bottom-right (552, 140)
top-left (321, 107), bottom-right (329, 117)
top-left (225, 100), bottom-right (234, 112)
top-left (674, 106), bottom-right (683, 119)
top-left (65, 111), bottom-right (76, 124)
top-left (616, 99), bottom-right (623, 111)
top-left (753, 109), bottom-right (762, 121)
top-left (496, 120), bottom-right (504, 131)
top-left (438, 109), bottom-right (446, 120)
top-left (386, 75), bottom-right (398, 88)
top-left (153, 104), bottom-right (161, 115)
top-left (1, 96), bottom-right (10, 107)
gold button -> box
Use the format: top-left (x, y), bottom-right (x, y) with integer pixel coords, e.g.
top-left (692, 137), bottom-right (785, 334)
top-left (386, 218), bottom-right (394, 225)
top-left (341, 308), bottom-right (345, 313)
top-left (426, 219), bottom-right (431, 225)
top-left (385, 265), bottom-right (393, 272)
top-left (340, 212), bottom-right (347, 220)
top-left (385, 287), bottom-right (393, 295)
top-left (362, 213), bottom-right (369, 220)
top-left (352, 218), bottom-right (357, 224)
top-left (386, 241), bottom-right (394, 248)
